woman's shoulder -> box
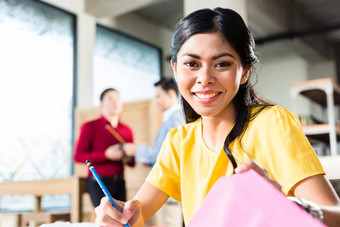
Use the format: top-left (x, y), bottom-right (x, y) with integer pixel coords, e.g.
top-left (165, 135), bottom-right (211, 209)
top-left (247, 105), bottom-right (302, 135)
top-left (167, 118), bottom-right (201, 137)
top-left (250, 105), bottom-right (299, 122)
top-left (244, 105), bottom-right (303, 146)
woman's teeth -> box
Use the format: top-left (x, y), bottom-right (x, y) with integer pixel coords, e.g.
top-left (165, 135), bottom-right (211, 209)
top-left (195, 93), bottom-right (219, 99)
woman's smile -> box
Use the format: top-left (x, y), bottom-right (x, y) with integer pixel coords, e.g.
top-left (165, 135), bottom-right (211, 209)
top-left (172, 32), bottom-right (248, 118)
top-left (193, 90), bottom-right (222, 104)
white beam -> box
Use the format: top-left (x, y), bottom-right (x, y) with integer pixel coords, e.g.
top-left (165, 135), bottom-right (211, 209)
top-left (248, 0), bottom-right (331, 62)
top-left (85, 0), bottom-right (168, 18)
top-left (184, 0), bottom-right (247, 22)
top-left (247, 0), bottom-right (288, 36)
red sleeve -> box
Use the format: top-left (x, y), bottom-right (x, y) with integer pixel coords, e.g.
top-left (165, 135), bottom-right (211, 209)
top-left (73, 122), bottom-right (107, 164)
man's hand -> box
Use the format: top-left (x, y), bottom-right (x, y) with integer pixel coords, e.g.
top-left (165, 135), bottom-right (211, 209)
top-left (105, 144), bottom-right (124, 161)
top-left (122, 143), bottom-right (137, 157)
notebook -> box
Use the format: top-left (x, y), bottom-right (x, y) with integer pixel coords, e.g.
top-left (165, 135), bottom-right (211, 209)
top-left (188, 169), bottom-right (325, 227)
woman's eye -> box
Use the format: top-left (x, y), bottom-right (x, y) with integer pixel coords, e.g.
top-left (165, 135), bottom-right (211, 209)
top-left (184, 61), bottom-right (198, 67)
top-left (216, 61), bottom-right (231, 67)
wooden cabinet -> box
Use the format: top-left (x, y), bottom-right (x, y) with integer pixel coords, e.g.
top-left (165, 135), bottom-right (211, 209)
top-left (290, 78), bottom-right (340, 156)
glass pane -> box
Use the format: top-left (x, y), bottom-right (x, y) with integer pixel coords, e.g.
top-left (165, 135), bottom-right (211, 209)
top-left (0, 0), bottom-right (75, 210)
top-left (93, 25), bottom-right (161, 105)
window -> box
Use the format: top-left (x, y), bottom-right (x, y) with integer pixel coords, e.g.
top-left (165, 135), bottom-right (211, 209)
top-left (93, 25), bottom-right (162, 105)
top-left (0, 0), bottom-right (76, 210)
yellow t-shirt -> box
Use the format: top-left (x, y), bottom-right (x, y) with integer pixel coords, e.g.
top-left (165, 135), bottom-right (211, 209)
top-left (146, 105), bottom-right (325, 224)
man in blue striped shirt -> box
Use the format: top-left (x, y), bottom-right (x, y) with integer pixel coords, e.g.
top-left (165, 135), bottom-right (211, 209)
top-left (124, 78), bottom-right (185, 227)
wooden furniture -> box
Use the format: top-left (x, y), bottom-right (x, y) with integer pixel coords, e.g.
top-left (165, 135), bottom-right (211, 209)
top-left (21, 211), bottom-right (70, 226)
top-left (0, 213), bottom-right (20, 227)
top-left (0, 176), bottom-right (86, 223)
top-left (318, 155), bottom-right (340, 180)
top-left (319, 155), bottom-right (340, 198)
top-left (290, 78), bottom-right (340, 156)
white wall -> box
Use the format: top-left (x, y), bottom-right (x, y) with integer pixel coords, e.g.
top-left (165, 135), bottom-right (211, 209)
top-left (40, 0), bottom-right (174, 107)
top-left (255, 43), bottom-right (310, 116)
top-left (309, 60), bottom-right (338, 122)
top-left (309, 60), bottom-right (336, 81)
top-left (254, 41), bottom-right (337, 119)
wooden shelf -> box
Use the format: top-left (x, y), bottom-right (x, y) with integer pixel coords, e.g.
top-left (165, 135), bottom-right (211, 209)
top-left (302, 124), bottom-right (340, 144)
top-left (291, 78), bottom-right (340, 107)
top-left (290, 78), bottom-right (340, 156)
top-left (0, 177), bottom-right (86, 223)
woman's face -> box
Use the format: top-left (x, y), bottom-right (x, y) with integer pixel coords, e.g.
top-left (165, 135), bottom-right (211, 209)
top-left (172, 32), bottom-right (250, 119)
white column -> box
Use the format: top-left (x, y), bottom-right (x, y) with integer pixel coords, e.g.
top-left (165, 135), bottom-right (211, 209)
top-left (77, 14), bottom-right (96, 107)
top-left (183, 0), bottom-right (247, 23)
top-left (325, 87), bottom-right (337, 156)
top-left (42, 0), bottom-right (97, 107)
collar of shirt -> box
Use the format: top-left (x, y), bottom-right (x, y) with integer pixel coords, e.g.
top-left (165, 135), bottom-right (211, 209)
top-left (163, 104), bottom-right (180, 123)
top-left (100, 115), bottom-right (121, 128)
top-left (100, 115), bottom-right (110, 124)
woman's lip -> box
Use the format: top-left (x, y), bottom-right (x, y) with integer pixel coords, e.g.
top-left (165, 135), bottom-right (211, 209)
top-left (194, 90), bottom-right (219, 94)
top-left (193, 92), bottom-right (221, 104)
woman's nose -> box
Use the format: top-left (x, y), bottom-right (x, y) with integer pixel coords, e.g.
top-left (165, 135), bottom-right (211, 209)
top-left (197, 66), bottom-right (215, 85)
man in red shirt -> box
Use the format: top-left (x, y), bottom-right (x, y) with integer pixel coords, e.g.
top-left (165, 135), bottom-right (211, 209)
top-left (74, 88), bottom-right (135, 207)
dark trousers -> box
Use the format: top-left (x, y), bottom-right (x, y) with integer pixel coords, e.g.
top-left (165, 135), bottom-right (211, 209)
top-left (87, 175), bottom-right (126, 207)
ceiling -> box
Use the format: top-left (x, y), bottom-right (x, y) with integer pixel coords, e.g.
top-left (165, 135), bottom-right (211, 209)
top-left (135, 0), bottom-right (183, 30)
top-left (133, 0), bottom-right (340, 62)
top-left (294, 0), bottom-right (340, 26)
top-left (85, 0), bottom-right (340, 64)
top-left (292, 0), bottom-right (340, 43)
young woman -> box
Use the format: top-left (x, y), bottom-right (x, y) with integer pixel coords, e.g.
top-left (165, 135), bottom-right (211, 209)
top-left (94, 8), bottom-right (340, 226)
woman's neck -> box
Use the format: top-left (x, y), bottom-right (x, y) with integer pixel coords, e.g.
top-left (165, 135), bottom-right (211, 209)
top-left (103, 114), bottom-right (119, 128)
top-left (201, 109), bottom-right (236, 153)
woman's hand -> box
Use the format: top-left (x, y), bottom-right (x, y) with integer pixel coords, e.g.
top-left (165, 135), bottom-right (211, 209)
top-left (235, 159), bottom-right (282, 191)
top-left (95, 197), bottom-right (143, 226)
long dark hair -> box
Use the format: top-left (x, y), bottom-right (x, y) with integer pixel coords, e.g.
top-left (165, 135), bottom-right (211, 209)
top-left (171, 8), bottom-right (271, 170)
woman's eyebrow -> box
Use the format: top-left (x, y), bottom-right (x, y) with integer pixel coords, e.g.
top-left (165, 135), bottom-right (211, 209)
top-left (180, 52), bottom-right (235, 60)
top-left (181, 53), bottom-right (200, 59)
top-left (212, 52), bottom-right (235, 60)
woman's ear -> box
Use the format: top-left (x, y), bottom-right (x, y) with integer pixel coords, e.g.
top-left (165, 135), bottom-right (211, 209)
top-left (170, 60), bottom-right (178, 81)
top-left (240, 66), bottom-right (251, 85)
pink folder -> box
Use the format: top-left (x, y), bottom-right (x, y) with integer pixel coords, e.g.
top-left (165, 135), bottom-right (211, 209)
top-left (188, 169), bottom-right (325, 227)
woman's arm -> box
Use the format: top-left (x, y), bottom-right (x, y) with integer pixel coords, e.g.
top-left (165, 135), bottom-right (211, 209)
top-left (293, 174), bottom-right (340, 227)
top-left (236, 159), bottom-right (340, 227)
top-left (95, 181), bottom-right (169, 226)
top-left (134, 181), bottom-right (169, 222)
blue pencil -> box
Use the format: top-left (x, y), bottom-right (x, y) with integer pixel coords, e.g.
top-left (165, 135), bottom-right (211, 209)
top-left (86, 160), bottom-right (130, 227)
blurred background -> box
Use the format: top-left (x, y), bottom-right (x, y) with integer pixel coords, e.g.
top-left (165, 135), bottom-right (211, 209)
top-left (0, 0), bottom-right (339, 225)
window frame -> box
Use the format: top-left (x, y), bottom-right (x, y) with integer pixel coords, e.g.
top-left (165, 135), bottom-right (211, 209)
top-left (93, 24), bottom-right (163, 103)
top-left (0, 0), bottom-right (77, 211)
